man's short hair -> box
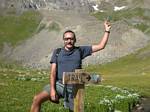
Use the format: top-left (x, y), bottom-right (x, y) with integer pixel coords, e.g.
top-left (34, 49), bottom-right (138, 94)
top-left (63, 30), bottom-right (76, 42)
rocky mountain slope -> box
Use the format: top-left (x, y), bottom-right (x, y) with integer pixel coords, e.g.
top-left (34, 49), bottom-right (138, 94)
top-left (0, 0), bottom-right (150, 69)
top-left (1, 0), bottom-right (150, 14)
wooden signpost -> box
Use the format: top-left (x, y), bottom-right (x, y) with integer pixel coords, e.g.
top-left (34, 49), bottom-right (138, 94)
top-left (63, 69), bottom-right (100, 112)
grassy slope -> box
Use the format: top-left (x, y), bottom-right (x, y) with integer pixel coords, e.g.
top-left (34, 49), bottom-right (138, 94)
top-left (0, 45), bottom-right (149, 111)
top-left (0, 10), bottom-right (42, 51)
top-left (85, 43), bottom-right (150, 96)
top-left (0, 66), bottom-right (48, 112)
top-left (88, 7), bottom-right (150, 97)
top-left (92, 8), bottom-right (150, 34)
top-left (0, 64), bottom-right (140, 112)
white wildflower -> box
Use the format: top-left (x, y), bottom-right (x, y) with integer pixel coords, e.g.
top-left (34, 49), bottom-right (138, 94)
top-left (31, 78), bottom-right (37, 81)
top-left (105, 85), bottom-right (113, 88)
top-left (115, 94), bottom-right (126, 100)
top-left (115, 110), bottom-right (122, 112)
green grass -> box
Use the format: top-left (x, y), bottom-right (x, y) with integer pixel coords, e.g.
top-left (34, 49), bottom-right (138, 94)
top-left (0, 10), bottom-right (42, 51)
top-left (0, 65), bottom-right (139, 112)
top-left (1, 40), bottom-right (150, 112)
top-left (0, 63), bottom-right (48, 111)
top-left (1, 42), bottom-right (150, 111)
top-left (85, 43), bottom-right (150, 97)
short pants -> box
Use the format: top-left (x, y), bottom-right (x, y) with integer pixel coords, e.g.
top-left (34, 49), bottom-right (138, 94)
top-left (43, 81), bottom-right (74, 111)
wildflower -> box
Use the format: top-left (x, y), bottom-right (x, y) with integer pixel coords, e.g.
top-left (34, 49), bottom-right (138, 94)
top-left (115, 94), bottom-right (126, 100)
top-left (114, 110), bottom-right (122, 112)
top-left (31, 78), bottom-right (37, 81)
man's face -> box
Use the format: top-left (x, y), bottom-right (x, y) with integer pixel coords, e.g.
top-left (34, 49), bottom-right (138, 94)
top-left (63, 32), bottom-right (76, 50)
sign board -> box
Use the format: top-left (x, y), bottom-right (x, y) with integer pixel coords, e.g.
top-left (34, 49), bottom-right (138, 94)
top-left (62, 69), bottom-right (101, 112)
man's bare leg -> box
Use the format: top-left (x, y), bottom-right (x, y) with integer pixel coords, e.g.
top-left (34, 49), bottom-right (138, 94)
top-left (30, 91), bottom-right (49, 112)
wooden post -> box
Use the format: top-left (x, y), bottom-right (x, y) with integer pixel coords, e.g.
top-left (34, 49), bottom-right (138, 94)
top-left (63, 69), bottom-right (100, 112)
top-left (74, 69), bottom-right (84, 112)
top-left (74, 84), bottom-right (84, 112)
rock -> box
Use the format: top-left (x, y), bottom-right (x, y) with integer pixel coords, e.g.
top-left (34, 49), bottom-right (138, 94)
top-left (132, 97), bottom-right (150, 112)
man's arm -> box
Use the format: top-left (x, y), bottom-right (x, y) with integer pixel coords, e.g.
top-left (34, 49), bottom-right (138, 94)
top-left (92, 21), bottom-right (111, 53)
top-left (50, 63), bottom-right (58, 101)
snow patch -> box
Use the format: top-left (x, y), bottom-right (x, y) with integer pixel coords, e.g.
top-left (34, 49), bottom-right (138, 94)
top-left (114, 6), bottom-right (126, 11)
top-left (92, 4), bottom-right (99, 11)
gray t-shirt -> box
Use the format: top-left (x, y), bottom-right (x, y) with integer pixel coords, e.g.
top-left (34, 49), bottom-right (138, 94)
top-left (50, 46), bottom-right (92, 80)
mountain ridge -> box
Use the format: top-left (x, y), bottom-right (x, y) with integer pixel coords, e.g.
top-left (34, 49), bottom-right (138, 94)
top-left (0, 0), bottom-right (150, 69)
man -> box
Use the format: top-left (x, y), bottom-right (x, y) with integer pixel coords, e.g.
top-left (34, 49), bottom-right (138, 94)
top-left (30, 20), bottom-right (111, 112)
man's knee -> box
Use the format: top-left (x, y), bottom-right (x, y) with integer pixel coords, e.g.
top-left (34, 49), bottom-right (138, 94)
top-left (33, 94), bottom-right (43, 104)
top-left (32, 92), bottom-right (49, 104)
top-left (32, 95), bottom-right (41, 105)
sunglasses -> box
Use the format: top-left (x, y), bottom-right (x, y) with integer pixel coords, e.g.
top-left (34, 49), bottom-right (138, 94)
top-left (63, 38), bottom-right (75, 41)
